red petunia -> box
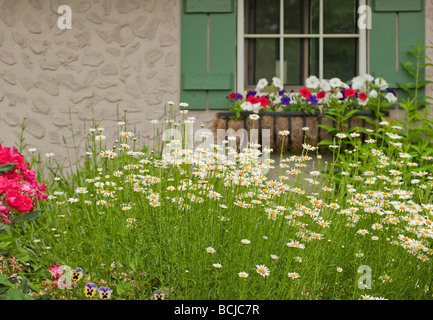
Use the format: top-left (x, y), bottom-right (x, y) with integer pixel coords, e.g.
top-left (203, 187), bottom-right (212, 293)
top-left (259, 96), bottom-right (270, 107)
top-left (358, 92), bottom-right (368, 101)
top-left (246, 96), bottom-right (260, 105)
top-left (317, 91), bottom-right (326, 99)
top-left (344, 88), bottom-right (356, 98)
top-left (300, 87), bottom-right (311, 99)
top-left (228, 92), bottom-right (236, 99)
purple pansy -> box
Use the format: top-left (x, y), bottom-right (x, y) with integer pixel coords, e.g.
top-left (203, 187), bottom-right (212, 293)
top-left (84, 283), bottom-right (98, 297)
top-left (71, 267), bottom-right (84, 281)
top-left (98, 286), bottom-right (113, 299)
top-left (151, 292), bottom-right (165, 300)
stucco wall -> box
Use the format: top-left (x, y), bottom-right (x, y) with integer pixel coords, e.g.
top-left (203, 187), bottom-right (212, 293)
top-left (0, 0), bottom-right (216, 165)
top-left (0, 0), bottom-right (432, 165)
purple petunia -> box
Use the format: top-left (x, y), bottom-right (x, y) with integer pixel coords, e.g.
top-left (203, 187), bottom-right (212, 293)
top-left (246, 91), bottom-right (257, 98)
top-left (308, 95), bottom-right (318, 105)
top-left (281, 96), bottom-right (291, 106)
top-left (234, 93), bottom-right (243, 100)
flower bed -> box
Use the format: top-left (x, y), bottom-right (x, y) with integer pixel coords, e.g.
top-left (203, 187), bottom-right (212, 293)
top-left (227, 75), bottom-right (397, 117)
top-left (218, 74), bottom-right (395, 152)
top-left (0, 145), bottom-right (47, 224)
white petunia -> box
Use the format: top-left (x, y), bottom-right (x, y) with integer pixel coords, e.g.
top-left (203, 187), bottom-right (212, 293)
top-left (256, 78), bottom-right (268, 90)
top-left (385, 92), bottom-right (397, 103)
top-left (272, 77), bottom-right (284, 90)
top-left (329, 78), bottom-right (343, 88)
top-left (306, 75), bottom-right (320, 89)
top-left (375, 77), bottom-right (388, 90)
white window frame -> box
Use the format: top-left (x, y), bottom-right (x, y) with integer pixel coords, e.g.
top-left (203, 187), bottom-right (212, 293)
top-left (236, 0), bottom-right (368, 92)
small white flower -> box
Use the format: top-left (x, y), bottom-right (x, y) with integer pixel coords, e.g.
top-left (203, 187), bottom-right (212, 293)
top-left (306, 75), bottom-right (320, 89)
top-left (385, 92), bottom-right (397, 103)
top-left (320, 79), bottom-right (331, 91)
top-left (256, 78), bottom-right (268, 90)
top-left (95, 135), bottom-right (106, 141)
top-left (240, 101), bottom-right (253, 112)
top-left (206, 247), bottom-right (216, 253)
top-left (375, 77), bottom-right (388, 90)
top-left (369, 89), bottom-right (378, 98)
top-left (272, 77), bottom-right (284, 90)
top-left (329, 78), bottom-right (343, 88)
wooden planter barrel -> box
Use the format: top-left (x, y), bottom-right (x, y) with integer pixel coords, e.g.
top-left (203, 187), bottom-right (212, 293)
top-left (213, 111), bottom-right (389, 153)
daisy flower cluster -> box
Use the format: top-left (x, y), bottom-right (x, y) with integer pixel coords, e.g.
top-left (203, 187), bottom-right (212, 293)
top-left (29, 103), bottom-right (433, 300)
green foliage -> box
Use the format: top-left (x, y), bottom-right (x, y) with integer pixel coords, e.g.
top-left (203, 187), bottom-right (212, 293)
top-left (0, 163), bottom-right (18, 174)
top-left (396, 40), bottom-right (433, 161)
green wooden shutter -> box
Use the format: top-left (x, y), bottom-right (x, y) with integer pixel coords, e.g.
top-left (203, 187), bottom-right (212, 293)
top-left (370, 0), bottom-right (425, 101)
top-left (180, 0), bottom-right (236, 110)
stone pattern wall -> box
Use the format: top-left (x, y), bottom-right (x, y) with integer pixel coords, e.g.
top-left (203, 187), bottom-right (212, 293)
top-left (1, 0), bottom-right (431, 165)
top-left (0, 0), bottom-right (217, 165)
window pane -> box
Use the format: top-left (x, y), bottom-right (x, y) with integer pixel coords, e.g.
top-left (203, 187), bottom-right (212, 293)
top-left (323, 0), bottom-right (357, 34)
top-left (310, 0), bottom-right (357, 34)
top-left (284, 0), bottom-right (302, 34)
top-left (246, 38), bottom-right (279, 86)
top-left (283, 39), bottom-right (301, 85)
top-left (308, 38), bottom-right (320, 80)
top-left (323, 38), bottom-right (357, 82)
top-left (245, 0), bottom-right (280, 34)
top-left (309, 0), bottom-right (320, 34)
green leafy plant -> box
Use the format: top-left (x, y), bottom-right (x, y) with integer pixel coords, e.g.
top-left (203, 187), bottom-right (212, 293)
top-left (397, 40), bottom-right (433, 166)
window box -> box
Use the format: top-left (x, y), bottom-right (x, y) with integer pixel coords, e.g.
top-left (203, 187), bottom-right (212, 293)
top-left (213, 110), bottom-right (389, 153)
